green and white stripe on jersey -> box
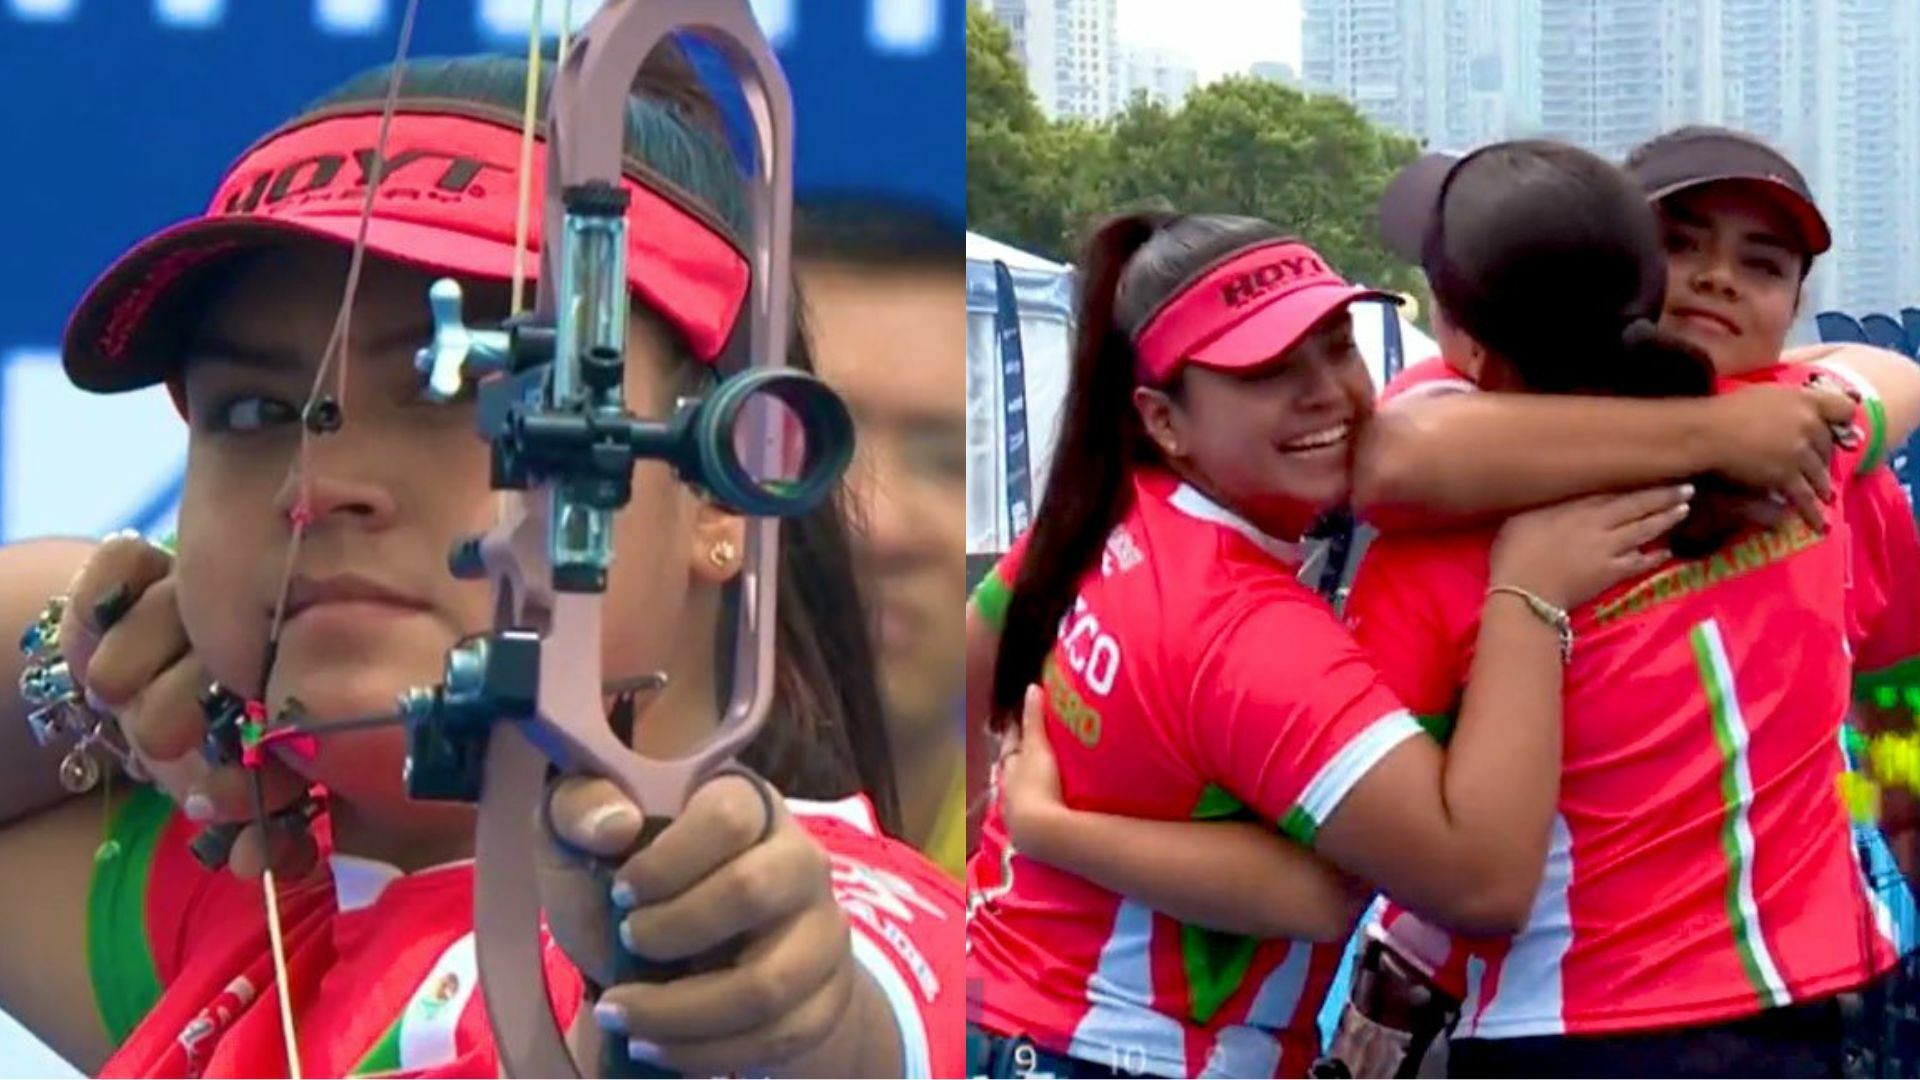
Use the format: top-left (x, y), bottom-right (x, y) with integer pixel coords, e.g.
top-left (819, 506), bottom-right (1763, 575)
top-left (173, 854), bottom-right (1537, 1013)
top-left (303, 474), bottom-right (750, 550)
top-left (1689, 618), bottom-right (1791, 1009)
top-left (1279, 709), bottom-right (1423, 846)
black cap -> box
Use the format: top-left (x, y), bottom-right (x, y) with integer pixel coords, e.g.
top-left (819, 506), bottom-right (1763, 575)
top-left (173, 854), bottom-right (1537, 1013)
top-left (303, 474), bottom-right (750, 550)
top-left (1624, 127), bottom-right (1830, 256)
top-left (1374, 140), bottom-right (1670, 380)
top-left (1377, 150), bottom-right (1465, 264)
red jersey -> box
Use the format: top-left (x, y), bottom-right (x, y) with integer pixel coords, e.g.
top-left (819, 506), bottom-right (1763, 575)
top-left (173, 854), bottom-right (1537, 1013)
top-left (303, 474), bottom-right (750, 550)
top-left (1350, 359), bottom-right (1900, 1038)
top-left (1375, 356), bottom-right (1476, 406)
top-left (1383, 354), bottom-right (1920, 682)
top-left (967, 469), bottom-right (1422, 1077)
top-left (90, 785), bottom-right (961, 1078)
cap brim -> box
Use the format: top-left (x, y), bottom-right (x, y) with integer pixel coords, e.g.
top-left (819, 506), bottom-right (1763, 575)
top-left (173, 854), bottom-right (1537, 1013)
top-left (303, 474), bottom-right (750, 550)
top-left (1379, 152), bottom-right (1462, 263)
top-left (64, 213), bottom-right (528, 394)
top-left (1186, 283), bottom-right (1400, 371)
top-left (1647, 174), bottom-right (1832, 256)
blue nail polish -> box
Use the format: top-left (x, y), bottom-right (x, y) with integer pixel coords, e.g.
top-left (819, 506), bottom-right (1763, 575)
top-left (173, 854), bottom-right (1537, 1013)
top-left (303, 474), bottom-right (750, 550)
top-left (611, 880), bottom-right (635, 908)
top-left (593, 1001), bottom-right (628, 1034)
top-left (626, 1038), bottom-right (663, 1063)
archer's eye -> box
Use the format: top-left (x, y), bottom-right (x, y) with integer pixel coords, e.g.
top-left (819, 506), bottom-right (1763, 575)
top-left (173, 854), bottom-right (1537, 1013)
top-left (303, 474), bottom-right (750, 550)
top-left (209, 395), bottom-right (300, 433)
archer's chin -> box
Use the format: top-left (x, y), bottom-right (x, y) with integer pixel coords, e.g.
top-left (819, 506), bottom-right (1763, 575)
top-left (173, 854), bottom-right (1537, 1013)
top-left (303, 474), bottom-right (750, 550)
top-left (269, 623), bottom-right (453, 720)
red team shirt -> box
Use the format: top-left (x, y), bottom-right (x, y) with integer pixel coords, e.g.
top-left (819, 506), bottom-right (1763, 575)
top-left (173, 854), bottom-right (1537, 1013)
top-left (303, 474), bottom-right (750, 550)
top-left (90, 785), bottom-right (961, 1078)
top-left (967, 468), bottom-right (1423, 1077)
top-left (1355, 356), bottom-right (1908, 1039)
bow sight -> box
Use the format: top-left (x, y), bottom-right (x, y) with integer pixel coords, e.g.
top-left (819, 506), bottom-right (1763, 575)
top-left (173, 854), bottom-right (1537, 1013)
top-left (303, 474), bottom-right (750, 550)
top-left (398, 177), bottom-right (853, 803)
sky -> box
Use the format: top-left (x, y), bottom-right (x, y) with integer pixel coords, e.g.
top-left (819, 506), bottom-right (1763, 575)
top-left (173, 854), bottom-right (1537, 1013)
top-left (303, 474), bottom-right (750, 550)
top-left (1117, 0), bottom-right (1302, 82)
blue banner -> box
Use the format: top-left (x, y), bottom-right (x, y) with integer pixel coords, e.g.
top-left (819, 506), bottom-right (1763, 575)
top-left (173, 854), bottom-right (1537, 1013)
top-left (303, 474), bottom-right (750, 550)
top-left (993, 260), bottom-right (1034, 538)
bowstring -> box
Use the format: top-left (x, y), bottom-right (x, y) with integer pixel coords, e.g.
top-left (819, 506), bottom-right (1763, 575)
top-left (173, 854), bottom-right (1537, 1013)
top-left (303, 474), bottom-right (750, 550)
top-left (252, 2), bottom-right (423, 1076)
top-left (512, 0), bottom-right (570, 320)
top-left (510, 3), bottom-right (544, 316)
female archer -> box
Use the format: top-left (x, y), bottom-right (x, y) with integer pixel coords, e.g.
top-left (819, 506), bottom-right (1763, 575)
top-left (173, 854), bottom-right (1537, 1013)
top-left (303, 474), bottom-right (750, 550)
top-left (0, 44), bottom-right (960, 1080)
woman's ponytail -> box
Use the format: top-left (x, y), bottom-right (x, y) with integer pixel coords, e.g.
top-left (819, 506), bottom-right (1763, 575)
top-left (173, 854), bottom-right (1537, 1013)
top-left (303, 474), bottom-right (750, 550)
top-left (988, 212), bottom-right (1170, 729)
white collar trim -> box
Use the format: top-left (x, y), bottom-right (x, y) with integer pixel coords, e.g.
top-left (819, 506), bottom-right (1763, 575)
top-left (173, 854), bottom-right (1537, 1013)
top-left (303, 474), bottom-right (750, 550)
top-left (1167, 482), bottom-right (1303, 565)
top-left (330, 853), bottom-right (473, 913)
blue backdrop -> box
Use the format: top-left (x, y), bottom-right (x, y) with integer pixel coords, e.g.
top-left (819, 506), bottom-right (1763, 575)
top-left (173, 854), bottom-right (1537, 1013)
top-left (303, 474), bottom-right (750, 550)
top-left (0, 0), bottom-right (961, 543)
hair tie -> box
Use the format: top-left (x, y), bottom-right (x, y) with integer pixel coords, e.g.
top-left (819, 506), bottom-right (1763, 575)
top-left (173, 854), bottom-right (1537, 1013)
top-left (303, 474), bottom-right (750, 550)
top-left (1621, 317), bottom-right (1661, 348)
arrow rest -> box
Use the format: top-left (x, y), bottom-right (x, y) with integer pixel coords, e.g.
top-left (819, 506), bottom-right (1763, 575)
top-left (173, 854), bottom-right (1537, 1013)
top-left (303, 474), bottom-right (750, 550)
top-left (401, 630), bottom-right (541, 802)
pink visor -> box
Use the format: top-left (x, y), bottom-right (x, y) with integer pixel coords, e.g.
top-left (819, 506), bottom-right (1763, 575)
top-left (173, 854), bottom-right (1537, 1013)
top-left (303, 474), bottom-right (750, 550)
top-left (64, 104), bottom-right (751, 394)
top-left (1132, 238), bottom-right (1395, 384)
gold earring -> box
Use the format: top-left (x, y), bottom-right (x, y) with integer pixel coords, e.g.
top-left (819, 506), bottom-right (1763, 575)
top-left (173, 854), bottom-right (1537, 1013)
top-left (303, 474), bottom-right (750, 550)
top-left (708, 540), bottom-right (738, 568)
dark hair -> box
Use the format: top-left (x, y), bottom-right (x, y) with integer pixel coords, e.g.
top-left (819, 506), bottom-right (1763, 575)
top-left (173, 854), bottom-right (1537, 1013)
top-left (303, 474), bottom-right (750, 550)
top-left (1429, 140), bottom-right (1745, 556)
top-left (988, 212), bottom-right (1284, 729)
top-left (306, 52), bottom-right (901, 833)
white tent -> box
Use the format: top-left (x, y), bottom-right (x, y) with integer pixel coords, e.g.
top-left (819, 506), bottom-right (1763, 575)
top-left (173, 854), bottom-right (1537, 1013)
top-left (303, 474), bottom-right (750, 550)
top-left (966, 228), bottom-right (1440, 558)
top-left (967, 231), bottom-right (1075, 557)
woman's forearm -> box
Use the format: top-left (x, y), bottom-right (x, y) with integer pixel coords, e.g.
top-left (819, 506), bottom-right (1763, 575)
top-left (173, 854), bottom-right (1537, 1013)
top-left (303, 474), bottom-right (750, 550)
top-left (1431, 595), bottom-right (1566, 923)
top-left (1317, 595), bottom-right (1566, 934)
top-left (1355, 395), bottom-right (1720, 528)
top-left (0, 539), bottom-right (99, 825)
top-left (1019, 806), bottom-right (1366, 941)
top-left (564, 968), bottom-right (906, 1078)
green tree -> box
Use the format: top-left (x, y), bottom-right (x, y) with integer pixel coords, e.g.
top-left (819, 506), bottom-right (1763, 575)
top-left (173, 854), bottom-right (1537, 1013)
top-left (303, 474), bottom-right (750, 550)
top-left (1105, 77), bottom-right (1424, 296)
top-left (964, 6), bottom-right (1042, 133)
top-left (966, 13), bottom-right (1427, 308)
top-left (966, 7), bottom-right (1105, 258)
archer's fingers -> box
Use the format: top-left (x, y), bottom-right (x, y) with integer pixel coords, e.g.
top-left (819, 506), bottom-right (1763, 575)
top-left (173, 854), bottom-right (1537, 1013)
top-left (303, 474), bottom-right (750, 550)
top-left (616, 821), bottom-right (826, 963)
top-left (616, 774), bottom-right (780, 907)
top-left (601, 900), bottom-right (852, 1046)
top-left (76, 578), bottom-right (189, 711)
top-left (1801, 446), bottom-right (1834, 504)
top-left (121, 654), bottom-right (215, 763)
top-left (547, 776), bottom-right (645, 858)
top-left (1021, 684), bottom-right (1046, 736)
top-left (185, 757), bottom-right (311, 827)
top-left (622, 958), bottom-right (852, 1076)
top-left (1595, 484), bottom-right (1693, 528)
top-left (1612, 546), bottom-right (1674, 578)
top-left (55, 534), bottom-right (171, 684)
top-left (1780, 475), bottom-right (1826, 534)
top-left (1609, 499), bottom-right (1692, 552)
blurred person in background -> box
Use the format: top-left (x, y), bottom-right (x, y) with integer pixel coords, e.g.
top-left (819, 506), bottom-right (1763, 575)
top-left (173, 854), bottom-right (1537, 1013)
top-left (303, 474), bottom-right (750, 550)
top-left (799, 202), bottom-right (968, 878)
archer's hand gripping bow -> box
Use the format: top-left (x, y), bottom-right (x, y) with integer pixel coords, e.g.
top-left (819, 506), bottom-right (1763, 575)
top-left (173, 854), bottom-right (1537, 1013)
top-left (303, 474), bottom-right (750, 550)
top-left (204, 4), bottom-right (850, 1076)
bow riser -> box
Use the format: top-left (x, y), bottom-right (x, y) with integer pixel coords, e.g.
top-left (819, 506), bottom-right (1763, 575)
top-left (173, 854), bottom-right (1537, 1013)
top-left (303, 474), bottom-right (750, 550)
top-left (482, 3), bottom-right (797, 1075)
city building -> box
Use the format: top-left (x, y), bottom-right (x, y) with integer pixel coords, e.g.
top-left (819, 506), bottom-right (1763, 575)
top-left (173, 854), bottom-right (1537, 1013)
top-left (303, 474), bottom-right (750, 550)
top-left (1123, 45), bottom-right (1199, 109)
top-left (1250, 60), bottom-right (1298, 84)
top-left (987, 0), bottom-right (1121, 120)
top-left (1300, 0), bottom-right (1919, 313)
